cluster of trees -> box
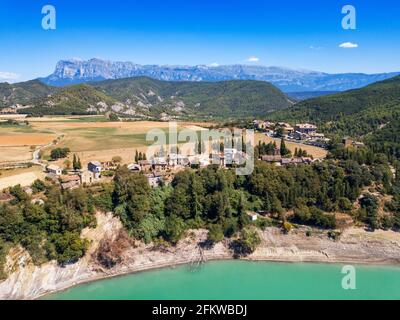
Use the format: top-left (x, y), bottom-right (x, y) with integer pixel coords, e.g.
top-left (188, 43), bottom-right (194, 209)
top-left (256, 139), bottom-right (298, 158)
top-left (72, 154), bottom-right (82, 171)
top-left (280, 139), bottom-right (291, 157)
top-left (384, 196), bottom-right (400, 230)
top-left (0, 183), bottom-right (95, 277)
top-left (2, 143), bottom-right (399, 277)
top-left (134, 150), bottom-right (147, 162)
top-left (111, 157), bottom-right (395, 250)
top-left (294, 148), bottom-right (310, 158)
top-left (328, 144), bottom-right (394, 193)
top-left (256, 141), bottom-right (278, 157)
top-left (108, 113), bottom-right (120, 122)
top-left (50, 148), bottom-right (70, 160)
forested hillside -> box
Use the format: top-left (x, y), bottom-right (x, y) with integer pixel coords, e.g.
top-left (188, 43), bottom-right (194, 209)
top-left (1, 77), bottom-right (292, 119)
top-left (271, 76), bottom-right (400, 160)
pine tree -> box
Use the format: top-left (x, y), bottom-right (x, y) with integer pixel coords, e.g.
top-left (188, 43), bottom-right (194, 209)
top-left (73, 154), bottom-right (78, 170)
top-left (135, 150), bottom-right (139, 163)
top-left (280, 138), bottom-right (290, 157)
top-left (77, 156), bottom-right (82, 170)
top-left (241, 135), bottom-right (246, 153)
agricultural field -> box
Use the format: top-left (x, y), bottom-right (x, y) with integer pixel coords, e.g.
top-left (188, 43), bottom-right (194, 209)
top-left (0, 122), bottom-right (57, 164)
top-left (0, 116), bottom-right (327, 192)
top-left (0, 166), bottom-right (45, 190)
top-left (0, 116), bottom-right (212, 167)
top-left (0, 117), bottom-right (327, 166)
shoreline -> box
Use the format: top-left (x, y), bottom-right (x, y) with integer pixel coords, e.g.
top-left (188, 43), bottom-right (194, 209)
top-left (1, 213), bottom-right (400, 300)
top-left (39, 255), bottom-right (400, 300)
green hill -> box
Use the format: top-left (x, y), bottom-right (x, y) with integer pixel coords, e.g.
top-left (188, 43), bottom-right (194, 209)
top-left (1, 77), bottom-right (292, 119)
top-left (270, 76), bottom-right (400, 160)
top-left (0, 80), bottom-right (58, 108)
top-left (24, 84), bottom-right (117, 115)
top-left (272, 76), bottom-right (400, 138)
top-left (93, 77), bottom-right (293, 118)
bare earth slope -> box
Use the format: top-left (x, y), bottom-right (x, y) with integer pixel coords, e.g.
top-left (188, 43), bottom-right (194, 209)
top-left (0, 212), bottom-right (399, 300)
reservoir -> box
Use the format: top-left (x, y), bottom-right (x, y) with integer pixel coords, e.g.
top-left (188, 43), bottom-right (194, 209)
top-left (44, 261), bottom-right (400, 300)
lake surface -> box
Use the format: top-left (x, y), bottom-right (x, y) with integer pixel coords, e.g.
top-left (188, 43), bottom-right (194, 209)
top-left (44, 261), bottom-right (400, 300)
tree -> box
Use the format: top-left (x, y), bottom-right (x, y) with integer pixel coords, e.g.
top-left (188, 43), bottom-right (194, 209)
top-left (50, 148), bottom-right (70, 160)
top-left (282, 221), bottom-right (293, 234)
top-left (77, 157), bottom-right (82, 170)
top-left (72, 154), bottom-right (77, 170)
top-left (0, 204), bottom-right (23, 242)
top-left (64, 159), bottom-right (71, 170)
top-left (112, 156), bottom-right (122, 164)
top-left (164, 215), bottom-right (186, 244)
top-left (135, 150), bottom-right (139, 163)
top-left (275, 127), bottom-right (284, 138)
top-left (73, 154), bottom-right (82, 171)
top-left (360, 193), bottom-right (379, 230)
top-left (47, 232), bottom-right (89, 266)
top-left (31, 179), bottom-right (46, 194)
top-left (280, 139), bottom-right (290, 157)
top-left (109, 113), bottom-right (119, 122)
top-left (113, 167), bottom-right (151, 231)
top-left (231, 228), bottom-right (261, 257)
top-left (207, 224), bottom-right (224, 244)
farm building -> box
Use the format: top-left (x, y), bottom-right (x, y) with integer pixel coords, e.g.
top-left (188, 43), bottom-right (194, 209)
top-left (60, 175), bottom-right (81, 190)
top-left (88, 161), bottom-right (102, 179)
top-left (145, 173), bottom-right (164, 188)
top-left (295, 123), bottom-right (317, 135)
top-left (138, 160), bottom-right (151, 171)
top-left (47, 165), bottom-right (62, 176)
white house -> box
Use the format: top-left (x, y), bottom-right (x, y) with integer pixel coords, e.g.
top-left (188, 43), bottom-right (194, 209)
top-left (247, 211), bottom-right (258, 222)
top-left (88, 161), bottom-right (102, 179)
top-left (47, 164), bottom-right (62, 176)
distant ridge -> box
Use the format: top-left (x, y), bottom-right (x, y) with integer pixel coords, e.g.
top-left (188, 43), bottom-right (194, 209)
top-left (0, 77), bottom-right (292, 119)
top-left (40, 58), bottom-right (400, 92)
top-left (286, 91), bottom-right (339, 101)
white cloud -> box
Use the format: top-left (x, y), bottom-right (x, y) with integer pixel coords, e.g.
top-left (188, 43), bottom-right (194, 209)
top-left (246, 56), bottom-right (260, 62)
top-left (0, 71), bottom-right (20, 82)
top-left (208, 62), bottom-right (220, 67)
top-left (339, 42), bottom-right (359, 49)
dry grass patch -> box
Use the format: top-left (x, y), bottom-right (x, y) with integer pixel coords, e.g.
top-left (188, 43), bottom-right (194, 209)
top-left (0, 135), bottom-right (56, 147)
top-left (0, 146), bottom-right (32, 163)
top-left (255, 133), bottom-right (328, 159)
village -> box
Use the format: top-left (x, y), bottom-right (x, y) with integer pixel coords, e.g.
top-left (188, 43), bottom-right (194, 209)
top-left (0, 115), bottom-right (364, 200)
top-left (253, 120), bottom-right (331, 147)
top-left (42, 145), bottom-right (251, 192)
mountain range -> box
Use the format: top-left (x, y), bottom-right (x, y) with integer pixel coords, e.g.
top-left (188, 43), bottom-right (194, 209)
top-left (40, 58), bottom-right (400, 93)
top-left (0, 77), bottom-right (292, 119)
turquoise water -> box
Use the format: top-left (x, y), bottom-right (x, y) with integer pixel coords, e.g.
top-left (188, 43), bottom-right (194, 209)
top-left (44, 261), bottom-right (400, 300)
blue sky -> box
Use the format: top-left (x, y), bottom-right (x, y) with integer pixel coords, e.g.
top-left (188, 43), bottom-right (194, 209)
top-left (0, 0), bottom-right (399, 82)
